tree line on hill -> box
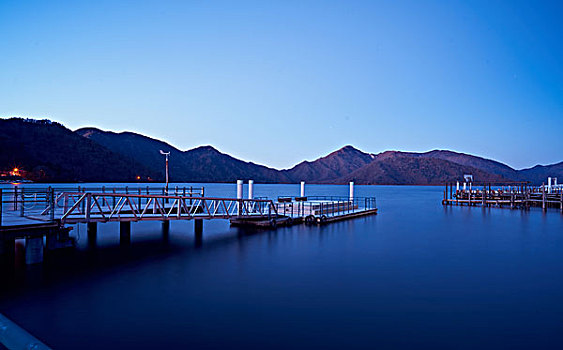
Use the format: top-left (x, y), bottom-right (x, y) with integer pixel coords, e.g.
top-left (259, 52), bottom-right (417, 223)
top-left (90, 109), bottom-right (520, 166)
top-left (1, 118), bottom-right (561, 185)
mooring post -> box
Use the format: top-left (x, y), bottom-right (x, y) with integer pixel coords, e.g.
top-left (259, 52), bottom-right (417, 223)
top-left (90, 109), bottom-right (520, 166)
top-left (248, 180), bottom-right (254, 199)
top-left (237, 180), bottom-right (243, 199)
top-left (542, 183), bottom-right (546, 211)
top-left (25, 236), bottom-right (44, 265)
top-left (237, 180), bottom-right (243, 216)
top-left (349, 181), bottom-right (354, 202)
top-left (120, 221), bottom-right (131, 245)
top-left (300, 181), bottom-right (305, 197)
top-left (443, 187), bottom-right (446, 204)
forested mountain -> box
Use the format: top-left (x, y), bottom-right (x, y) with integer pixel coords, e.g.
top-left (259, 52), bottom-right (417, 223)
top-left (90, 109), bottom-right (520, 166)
top-left (1, 118), bottom-right (561, 184)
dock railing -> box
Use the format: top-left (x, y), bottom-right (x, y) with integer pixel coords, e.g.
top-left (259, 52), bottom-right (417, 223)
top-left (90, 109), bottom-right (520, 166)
top-left (55, 192), bottom-right (278, 223)
top-left (0, 186), bottom-right (205, 226)
top-left (275, 195), bottom-right (377, 218)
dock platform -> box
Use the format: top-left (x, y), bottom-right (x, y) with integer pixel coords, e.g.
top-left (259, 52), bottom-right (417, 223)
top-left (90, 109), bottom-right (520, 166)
top-left (442, 181), bottom-right (563, 213)
top-left (1, 185), bottom-right (377, 265)
top-left (230, 196), bottom-right (378, 228)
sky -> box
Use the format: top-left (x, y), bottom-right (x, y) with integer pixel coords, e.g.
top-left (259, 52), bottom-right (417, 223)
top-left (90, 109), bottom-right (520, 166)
top-left (1, 0), bottom-right (562, 170)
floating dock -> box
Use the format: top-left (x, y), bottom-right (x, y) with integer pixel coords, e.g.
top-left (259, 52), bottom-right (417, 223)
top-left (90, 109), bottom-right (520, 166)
top-left (230, 195), bottom-right (378, 228)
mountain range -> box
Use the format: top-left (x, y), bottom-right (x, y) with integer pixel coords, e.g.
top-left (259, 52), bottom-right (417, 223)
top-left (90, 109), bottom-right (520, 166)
top-left (1, 118), bottom-right (561, 185)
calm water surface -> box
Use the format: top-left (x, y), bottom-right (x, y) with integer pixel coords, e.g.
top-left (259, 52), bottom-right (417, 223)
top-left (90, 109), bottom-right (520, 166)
top-left (1, 183), bottom-right (563, 349)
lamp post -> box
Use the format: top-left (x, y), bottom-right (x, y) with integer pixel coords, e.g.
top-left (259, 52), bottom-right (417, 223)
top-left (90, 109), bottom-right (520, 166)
top-left (159, 150), bottom-right (170, 195)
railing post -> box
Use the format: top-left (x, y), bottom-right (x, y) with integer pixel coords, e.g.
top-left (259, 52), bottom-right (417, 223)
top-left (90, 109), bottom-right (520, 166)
top-left (81, 187), bottom-right (86, 213)
top-left (49, 187), bottom-right (55, 222)
top-left (86, 193), bottom-right (92, 222)
top-left (13, 186), bottom-right (18, 211)
top-left (20, 190), bottom-right (24, 217)
top-left (102, 186), bottom-right (106, 206)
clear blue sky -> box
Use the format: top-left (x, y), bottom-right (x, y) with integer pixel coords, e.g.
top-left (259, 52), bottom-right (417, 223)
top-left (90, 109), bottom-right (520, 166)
top-left (1, 0), bottom-right (562, 169)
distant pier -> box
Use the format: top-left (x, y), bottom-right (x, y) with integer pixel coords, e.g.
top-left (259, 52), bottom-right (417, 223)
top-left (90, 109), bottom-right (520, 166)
top-left (442, 180), bottom-right (563, 213)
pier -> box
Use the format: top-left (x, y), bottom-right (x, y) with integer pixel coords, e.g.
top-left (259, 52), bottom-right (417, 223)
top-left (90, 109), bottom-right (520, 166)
top-left (1, 182), bottom-right (377, 265)
top-left (442, 180), bottom-right (563, 213)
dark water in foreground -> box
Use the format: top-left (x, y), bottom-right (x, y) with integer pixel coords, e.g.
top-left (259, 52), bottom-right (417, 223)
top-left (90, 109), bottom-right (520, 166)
top-left (2, 184), bottom-right (563, 349)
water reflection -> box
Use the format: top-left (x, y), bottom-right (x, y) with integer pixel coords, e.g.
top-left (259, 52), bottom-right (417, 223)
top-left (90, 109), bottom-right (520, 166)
top-left (2, 184), bottom-right (563, 349)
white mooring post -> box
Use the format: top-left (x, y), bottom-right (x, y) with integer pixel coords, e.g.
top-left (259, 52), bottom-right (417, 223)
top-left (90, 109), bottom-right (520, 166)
top-left (463, 182), bottom-right (467, 191)
top-left (548, 177), bottom-right (552, 194)
top-left (236, 180), bottom-right (243, 199)
top-left (349, 181), bottom-right (354, 201)
top-left (248, 180), bottom-right (254, 199)
top-left (456, 181), bottom-right (460, 192)
top-left (300, 181), bottom-right (305, 197)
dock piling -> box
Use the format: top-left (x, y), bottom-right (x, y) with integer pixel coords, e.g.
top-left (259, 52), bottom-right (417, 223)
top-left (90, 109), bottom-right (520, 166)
top-left (194, 219), bottom-right (203, 237)
top-left (120, 222), bottom-right (131, 245)
top-left (0, 237), bottom-right (15, 266)
top-left (25, 237), bottom-right (44, 265)
top-left (87, 222), bottom-right (97, 247)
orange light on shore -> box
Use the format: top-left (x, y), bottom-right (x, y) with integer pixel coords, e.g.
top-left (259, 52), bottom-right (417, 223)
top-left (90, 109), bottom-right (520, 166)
top-left (136, 175), bottom-right (141, 180)
top-left (10, 167), bottom-right (21, 176)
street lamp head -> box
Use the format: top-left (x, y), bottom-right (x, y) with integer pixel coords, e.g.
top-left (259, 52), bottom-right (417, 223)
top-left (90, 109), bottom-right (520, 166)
top-left (159, 150), bottom-right (170, 155)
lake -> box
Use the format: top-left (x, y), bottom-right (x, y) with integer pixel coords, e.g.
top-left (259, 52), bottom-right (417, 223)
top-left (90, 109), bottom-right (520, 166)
top-left (1, 183), bottom-right (563, 349)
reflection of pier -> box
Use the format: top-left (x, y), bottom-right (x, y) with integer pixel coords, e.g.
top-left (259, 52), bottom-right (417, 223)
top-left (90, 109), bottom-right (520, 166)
top-left (442, 181), bottom-right (563, 213)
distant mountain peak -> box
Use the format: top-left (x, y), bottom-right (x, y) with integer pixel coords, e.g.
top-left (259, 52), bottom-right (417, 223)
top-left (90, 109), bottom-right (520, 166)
top-left (191, 145), bottom-right (220, 153)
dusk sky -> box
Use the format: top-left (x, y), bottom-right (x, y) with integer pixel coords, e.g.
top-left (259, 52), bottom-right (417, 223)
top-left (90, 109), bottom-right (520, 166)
top-left (1, 0), bottom-right (561, 170)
